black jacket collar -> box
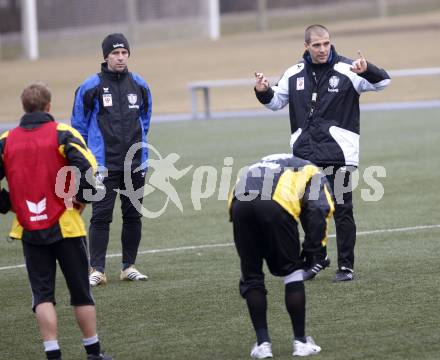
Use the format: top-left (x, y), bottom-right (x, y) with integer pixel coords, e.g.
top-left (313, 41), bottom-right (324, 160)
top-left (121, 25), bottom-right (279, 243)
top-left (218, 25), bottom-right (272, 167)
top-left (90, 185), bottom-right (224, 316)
top-left (19, 112), bottom-right (54, 129)
top-left (101, 62), bottom-right (129, 81)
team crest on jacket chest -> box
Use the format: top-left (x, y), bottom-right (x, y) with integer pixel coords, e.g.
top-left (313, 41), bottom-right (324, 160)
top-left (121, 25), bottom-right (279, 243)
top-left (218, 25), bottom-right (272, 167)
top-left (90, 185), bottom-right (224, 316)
top-left (296, 77), bottom-right (305, 90)
top-left (128, 93), bottom-right (139, 109)
top-left (328, 76), bottom-right (340, 92)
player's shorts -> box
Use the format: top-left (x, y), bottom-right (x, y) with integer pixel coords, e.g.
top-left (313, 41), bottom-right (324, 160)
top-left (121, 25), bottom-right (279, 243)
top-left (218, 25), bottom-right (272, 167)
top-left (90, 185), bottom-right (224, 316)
top-left (231, 198), bottom-right (302, 298)
top-left (22, 237), bottom-right (94, 312)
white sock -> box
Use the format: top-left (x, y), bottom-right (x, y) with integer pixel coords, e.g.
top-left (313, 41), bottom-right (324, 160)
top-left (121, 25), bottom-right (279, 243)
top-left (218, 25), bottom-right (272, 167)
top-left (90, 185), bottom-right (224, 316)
top-left (43, 340), bottom-right (60, 352)
top-left (82, 334), bottom-right (99, 346)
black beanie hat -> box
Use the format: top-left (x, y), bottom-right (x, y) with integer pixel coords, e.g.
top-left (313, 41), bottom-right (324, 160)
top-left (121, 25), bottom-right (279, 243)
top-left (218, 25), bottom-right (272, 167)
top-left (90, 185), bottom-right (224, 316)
top-left (102, 33), bottom-right (130, 59)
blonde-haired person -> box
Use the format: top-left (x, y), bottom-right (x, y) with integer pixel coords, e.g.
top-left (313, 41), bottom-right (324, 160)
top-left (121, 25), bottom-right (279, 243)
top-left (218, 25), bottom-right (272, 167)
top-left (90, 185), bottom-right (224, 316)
top-left (0, 82), bottom-right (112, 360)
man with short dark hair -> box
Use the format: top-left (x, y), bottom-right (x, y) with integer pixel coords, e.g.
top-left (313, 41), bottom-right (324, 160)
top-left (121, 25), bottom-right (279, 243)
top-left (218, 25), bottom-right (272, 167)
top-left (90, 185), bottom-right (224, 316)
top-left (255, 24), bottom-right (390, 281)
top-left (229, 153), bottom-right (334, 358)
top-left (0, 82), bottom-right (112, 360)
top-left (72, 33), bottom-right (152, 286)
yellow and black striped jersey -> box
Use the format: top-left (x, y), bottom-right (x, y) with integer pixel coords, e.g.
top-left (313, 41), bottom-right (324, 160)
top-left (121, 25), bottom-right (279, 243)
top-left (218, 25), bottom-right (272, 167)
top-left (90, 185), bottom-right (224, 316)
top-left (229, 153), bottom-right (334, 252)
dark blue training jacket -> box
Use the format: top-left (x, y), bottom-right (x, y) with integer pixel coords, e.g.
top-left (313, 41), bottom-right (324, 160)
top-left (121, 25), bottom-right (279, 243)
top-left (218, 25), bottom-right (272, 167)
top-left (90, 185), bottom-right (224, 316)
top-left (71, 62), bottom-right (152, 171)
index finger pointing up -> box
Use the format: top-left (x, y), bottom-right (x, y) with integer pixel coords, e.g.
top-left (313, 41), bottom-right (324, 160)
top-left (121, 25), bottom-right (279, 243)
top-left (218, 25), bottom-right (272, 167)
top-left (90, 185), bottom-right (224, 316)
top-left (357, 50), bottom-right (365, 60)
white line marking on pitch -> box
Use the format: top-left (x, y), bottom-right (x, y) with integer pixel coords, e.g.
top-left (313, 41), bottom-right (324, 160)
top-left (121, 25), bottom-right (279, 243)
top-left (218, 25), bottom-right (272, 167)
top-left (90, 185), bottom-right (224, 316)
top-left (1, 224), bottom-right (439, 272)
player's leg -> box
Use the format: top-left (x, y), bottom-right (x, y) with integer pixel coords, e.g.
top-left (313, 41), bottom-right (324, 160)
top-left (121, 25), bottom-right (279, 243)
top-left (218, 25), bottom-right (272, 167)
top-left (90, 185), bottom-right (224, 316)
top-left (231, 198), bottom-right (272, 358)
top-left (23, 241), bottom-right (61, 359)
top-left (56, 237), bottom-right (112, 359)
top-left (35, 303), bottom-right (61, 359)
top-left (285, 274), bottom-right (322, 356)
top-left (300, 210), bottom-right (331, 281)
top-left (74, 306), bottom-right (113, 359)
top-left (332, 166), bottom-right (356, 281)
top-left (256, 200), bottom-right (321, 356)
top-left (89, 171), bottom-right (119, 285)
top-left (119, 170), bottom-right (147, 280)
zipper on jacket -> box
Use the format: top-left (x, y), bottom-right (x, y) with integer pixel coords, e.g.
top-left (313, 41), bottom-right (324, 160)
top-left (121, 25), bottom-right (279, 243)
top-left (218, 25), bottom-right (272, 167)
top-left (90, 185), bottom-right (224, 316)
top-left (308, 71), bottom-right (318, 120)
top-left (116, 73), bottom-right (127, 150)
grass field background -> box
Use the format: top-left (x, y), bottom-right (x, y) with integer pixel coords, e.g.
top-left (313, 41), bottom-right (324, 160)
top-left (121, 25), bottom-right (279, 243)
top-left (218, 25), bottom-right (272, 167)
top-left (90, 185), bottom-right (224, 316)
top-left (1, 108), bottom-right (439, 359)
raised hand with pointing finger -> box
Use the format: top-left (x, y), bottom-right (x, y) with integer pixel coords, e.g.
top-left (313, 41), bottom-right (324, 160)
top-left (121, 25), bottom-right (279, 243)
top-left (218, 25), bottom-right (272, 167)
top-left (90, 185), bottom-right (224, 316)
top-left (350, 50), bottom-right (368, 74)
top-left (254, 71), bottom-right (270, 92)
top-left (253, 24), bottom-right (390, 284)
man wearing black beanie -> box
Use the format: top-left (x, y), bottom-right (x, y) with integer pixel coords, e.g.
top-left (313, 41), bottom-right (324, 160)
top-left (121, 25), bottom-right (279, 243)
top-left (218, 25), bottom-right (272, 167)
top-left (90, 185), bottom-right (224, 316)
top-left (72, 33), bottom-right (152, 287)
top-left (101, 33), bottom-right (130, 60)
